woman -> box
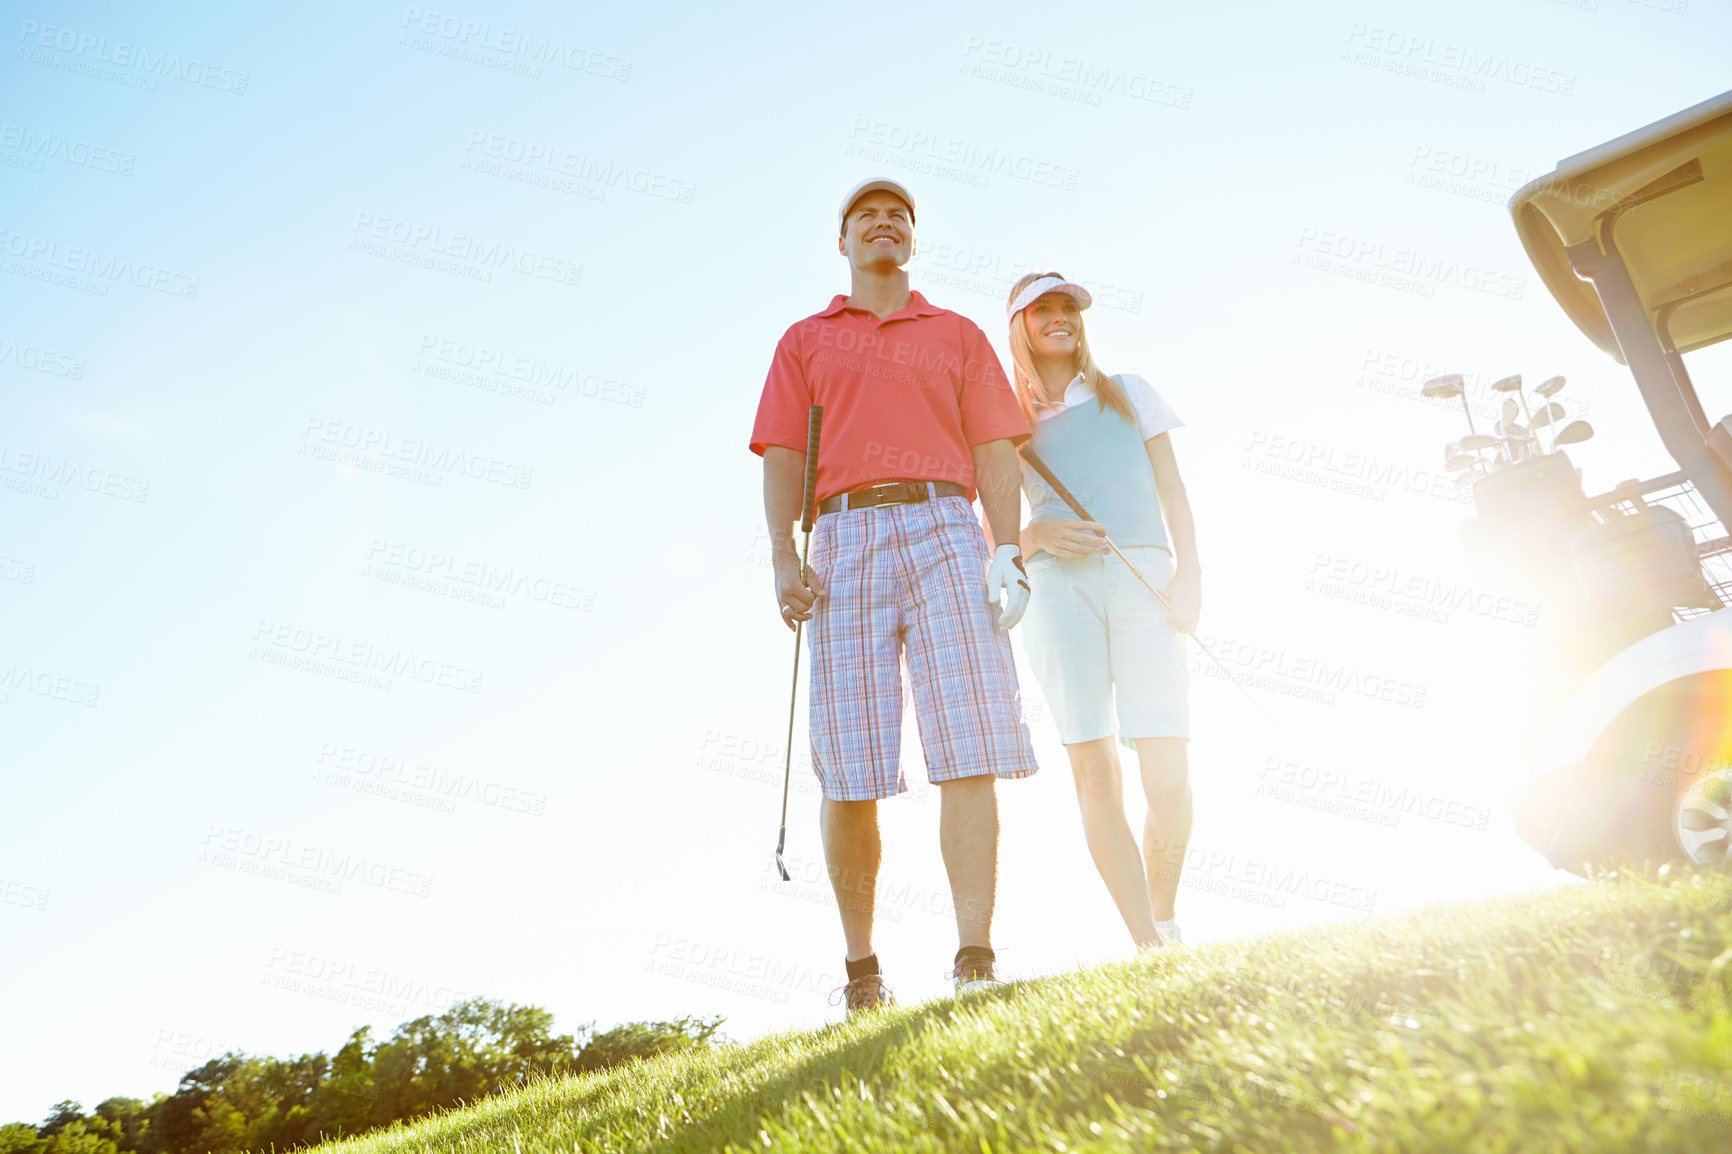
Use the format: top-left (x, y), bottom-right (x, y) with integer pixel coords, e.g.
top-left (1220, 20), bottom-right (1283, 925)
top-left (1005, 271), bottom-right (1201, 951)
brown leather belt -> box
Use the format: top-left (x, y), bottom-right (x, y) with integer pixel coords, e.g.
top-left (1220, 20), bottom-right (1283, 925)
top-left (817, 479), bottom-right (967, 516)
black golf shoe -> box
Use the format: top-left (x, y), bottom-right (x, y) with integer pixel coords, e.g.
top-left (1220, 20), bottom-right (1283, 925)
top-left (837, 973), bottom-right (895, 1016)
top-left (950, 946), bottom-right (1006, 995)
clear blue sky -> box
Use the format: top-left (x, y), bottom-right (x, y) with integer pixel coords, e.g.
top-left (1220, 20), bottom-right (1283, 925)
top-left (2, 0), bottom-right (1729, 1124)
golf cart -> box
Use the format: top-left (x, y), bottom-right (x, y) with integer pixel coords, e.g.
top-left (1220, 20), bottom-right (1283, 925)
top-left (1435, 89), bottom-right (1732, 875)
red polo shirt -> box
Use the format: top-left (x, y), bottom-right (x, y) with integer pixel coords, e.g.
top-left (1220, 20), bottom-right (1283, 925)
top-left (750, 291), bottom-right (1030, 504)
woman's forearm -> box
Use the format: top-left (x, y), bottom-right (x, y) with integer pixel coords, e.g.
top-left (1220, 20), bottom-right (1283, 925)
top-left (1165, 493), bottom-right (1201, 574)
top-left (1019, 521), bottom-right (1041, 556)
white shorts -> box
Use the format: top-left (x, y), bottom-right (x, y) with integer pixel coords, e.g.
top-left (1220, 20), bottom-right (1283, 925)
top-left (1019, 544), bottom-right (1190, 747)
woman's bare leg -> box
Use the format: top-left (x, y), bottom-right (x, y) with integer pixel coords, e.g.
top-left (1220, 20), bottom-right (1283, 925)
top-left (1132, 737), bottom-right (1192, 922)
top-left (1065, 736), bottom-right (1161, 947)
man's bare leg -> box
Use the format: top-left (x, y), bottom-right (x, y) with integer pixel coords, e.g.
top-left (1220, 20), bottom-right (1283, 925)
top-left (1133, 737), bottom-right (1193, 922)
top-left (1065, 737), bottom-right (1161, 948)
top-left (938, 775), bottom-right (998, 949)
top-left (820, 797), bottom-right (881, 960)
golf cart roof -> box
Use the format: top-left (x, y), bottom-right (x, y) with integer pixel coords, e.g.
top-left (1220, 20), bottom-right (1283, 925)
top-left (1510, 88), bottom-right (1732, 363)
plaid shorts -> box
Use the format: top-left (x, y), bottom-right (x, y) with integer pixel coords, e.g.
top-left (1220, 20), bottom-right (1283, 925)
top-left (806, 493), bottom-right (1040, 801)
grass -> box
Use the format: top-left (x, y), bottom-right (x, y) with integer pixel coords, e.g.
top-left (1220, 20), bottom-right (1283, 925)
top-left (320, 869), bottom-right (1732, 1152)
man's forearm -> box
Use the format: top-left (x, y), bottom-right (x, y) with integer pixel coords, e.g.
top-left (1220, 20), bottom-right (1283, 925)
top-left (971, 439), bottom-right (1024, 553)
top-left (763, 446), bottom-right (807, 562)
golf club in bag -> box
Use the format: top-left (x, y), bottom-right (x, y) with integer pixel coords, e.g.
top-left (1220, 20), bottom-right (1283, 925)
top-left (774, 404), bottom-right (823, 882)
top-left (1018, 446), bottom-right (1272, 724)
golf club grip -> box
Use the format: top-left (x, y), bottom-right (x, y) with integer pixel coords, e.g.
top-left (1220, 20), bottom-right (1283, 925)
top-left (799, 405), bottom-right (824, 533)
top-left (1019, 448), bottom-right (1096, 522)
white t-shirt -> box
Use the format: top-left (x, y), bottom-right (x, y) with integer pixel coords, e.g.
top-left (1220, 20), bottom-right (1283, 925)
top-left (1032, 372), bottom-right (1183, 441)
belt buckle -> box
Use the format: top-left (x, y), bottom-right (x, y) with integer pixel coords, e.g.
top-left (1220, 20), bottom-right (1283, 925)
top-left (861, 481), bottom-right (902, 509)
top-left (852, 480), bottom-right (927, 510)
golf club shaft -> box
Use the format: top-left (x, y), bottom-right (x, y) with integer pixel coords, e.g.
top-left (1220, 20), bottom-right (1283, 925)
top-left (1018, 447), bottom-right (1271, 722)
top-left (775, 539), bottom-right (808, 863)
top-left (776, 406), bottom-right (824, 878)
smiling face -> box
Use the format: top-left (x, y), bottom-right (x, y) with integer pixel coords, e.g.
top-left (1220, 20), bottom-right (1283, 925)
top-left (837, 190), bottom-right (914, 273)
top-left (1021, 291), bottom-right (1082, 364)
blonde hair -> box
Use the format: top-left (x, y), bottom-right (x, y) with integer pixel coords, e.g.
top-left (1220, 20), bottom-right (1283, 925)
top-left (1005, 270), bottom-right (1136, 429)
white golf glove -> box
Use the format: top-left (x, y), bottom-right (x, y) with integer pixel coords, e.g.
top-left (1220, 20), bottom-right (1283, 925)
top-left (986, 544), bottom-right (1030, 631)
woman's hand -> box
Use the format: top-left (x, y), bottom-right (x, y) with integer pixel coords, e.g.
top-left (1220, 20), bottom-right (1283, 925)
top-left (1024, 518), bottom-right (1109, 559)
top-left (1166, 564), bottom-right (1201, 634)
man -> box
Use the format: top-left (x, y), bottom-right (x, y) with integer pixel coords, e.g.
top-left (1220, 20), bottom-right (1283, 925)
top-left (750, 177), bottom-right (1039, 1014)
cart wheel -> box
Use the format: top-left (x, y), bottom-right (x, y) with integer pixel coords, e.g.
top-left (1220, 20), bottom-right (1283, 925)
top-left (1615, 669), bottom-right (1732, 871)
top-left (1674, 769), bottom-right (1732, 866)
top-left (1533, 669), bottom-right (1732, 876)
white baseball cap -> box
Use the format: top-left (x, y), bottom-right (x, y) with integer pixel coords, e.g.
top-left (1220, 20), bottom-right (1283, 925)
top-left (838, 177), bottom-right (916, 235)
top-left (1007, 274), bottom-right (1093, 321)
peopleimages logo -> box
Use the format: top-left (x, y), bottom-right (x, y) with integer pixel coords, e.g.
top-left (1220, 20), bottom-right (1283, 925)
top-left (413, 335), bottom-right (646, 408)
top-left (200, 825), bottom-right (434, 897)
top-left (845, 118), bottom-right (1081, 190)
top-left (0, 229), bottom-right (199, 298)
top-left (0, 123), bottom-right (135, 175)
top-left (1342, 24), bottom-right (1575, 96)
top-left (462, 131), bottom-right (693, 203)
top-left (398, 7), bottom-right (631, 80)
top-left (301, 417), bottom-right (534, 490)
top-left (0, 445), bottom-right (150, 503)
top-left (16, 19), bottom-right (250, 93)
top-left (0, 335), bottom-right (86, 379)
top-left (959, 37), bottom-right (1193, 109)
top-left (362, 538), bottom-right (594, 612)
top-left (1294, 228), bottom-right (1525, 300)
top-left (0, 665), bottom-right (101, 707)
top-left (348, 212), bottom-right (582, 288)
top-left (249, 620), bottom-right (485, 695)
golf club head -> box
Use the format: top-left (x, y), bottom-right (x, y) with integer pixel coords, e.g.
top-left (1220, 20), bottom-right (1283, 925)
top-left (1491, 373), bottom-right (1523, 393)
top-left (1445, 452), bottom-right (1478, 471)
top-left (1501, 398), bottom-right (1519, 424)
top-left (774, 848), bottom-right (790, 881)
top-left (1530, 402), bottom-right (1567, 428)
top-left (1555, 420), bottom-right (1594, 445)
top-left (1460, 433), bottom-right (1502, 451)
top-left (1535, 374), bottom-right (1566, 398)
top-left (1422, 373), bottom-right (1464, 399)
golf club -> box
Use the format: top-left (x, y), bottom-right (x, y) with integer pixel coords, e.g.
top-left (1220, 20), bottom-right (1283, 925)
top-left (1555, 420), bottom-right (1594, 446)
top-left (1460, 432), bottom-right (1502, 473)
top-left (1505, 424), bottom-right (1535, 462)
top-left (1533, 375), bottom-right (1566, 451)
top-left (1423, 374), bottom-right (1476, 435)
top-left (1019, 447), bottom-right (1272, 724)
top-left (1529, 401), bottom-right (1567, 453)
top-left (774, 404), bottom-right (823, 883)
top-left (1445, 452), bottom-right (1480, 473)
top-left (1493, 374), bottom-right (1536, 435)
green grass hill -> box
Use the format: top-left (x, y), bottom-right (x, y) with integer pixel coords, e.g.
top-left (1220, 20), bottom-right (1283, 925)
top-left (318, 869), bottom-right (1732, 1153)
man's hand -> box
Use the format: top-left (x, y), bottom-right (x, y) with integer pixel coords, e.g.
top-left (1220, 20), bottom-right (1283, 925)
top-left (986, 544), bottom-right (1030, 631)
top-left (773, 557), bottom-right (826, 632)
top-left (1166, 564), bottom-right (1201, 634)
top-left (1024, 518), bottom-right (1108, 559)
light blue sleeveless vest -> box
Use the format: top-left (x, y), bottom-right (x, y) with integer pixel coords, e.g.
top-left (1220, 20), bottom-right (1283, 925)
top-left (1020, 376), bottom-right (1168, 559)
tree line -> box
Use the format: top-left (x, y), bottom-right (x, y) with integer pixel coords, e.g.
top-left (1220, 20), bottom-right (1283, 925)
top-left (1, 998), bottom-right (722, 1154)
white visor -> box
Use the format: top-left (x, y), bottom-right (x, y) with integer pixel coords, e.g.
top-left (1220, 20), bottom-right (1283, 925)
top-left (1006, 275), bottom-right (1092, 321)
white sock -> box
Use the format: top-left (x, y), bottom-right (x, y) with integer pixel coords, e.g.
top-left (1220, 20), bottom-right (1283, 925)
top-left (1155, 918), bottom-right (1182, 943)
